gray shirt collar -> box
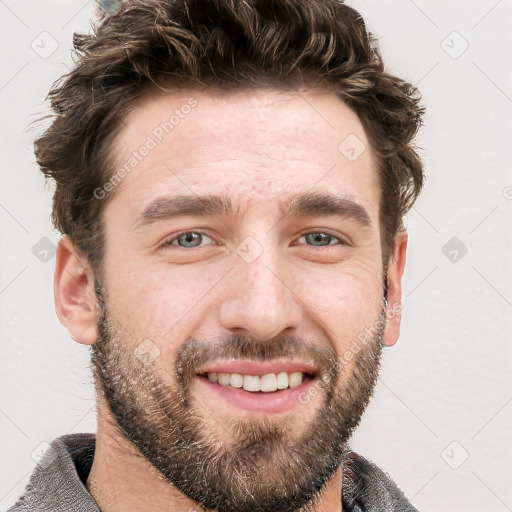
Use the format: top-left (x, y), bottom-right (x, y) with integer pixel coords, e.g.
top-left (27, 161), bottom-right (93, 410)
top-left (8, 433), bottom-right (418, 512)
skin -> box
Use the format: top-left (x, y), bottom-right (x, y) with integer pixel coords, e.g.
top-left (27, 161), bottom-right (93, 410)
top-left (54, 87), bottom-right (407, 512)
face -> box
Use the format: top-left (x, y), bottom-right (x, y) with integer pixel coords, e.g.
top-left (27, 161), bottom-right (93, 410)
top-left (70, 87), bottom-right (403, 511)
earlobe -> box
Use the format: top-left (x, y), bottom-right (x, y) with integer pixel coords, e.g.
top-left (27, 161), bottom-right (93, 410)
top-left (382, 231), bottom-right (408, 347)
top-left (54, 235), bottom-right (99, 345)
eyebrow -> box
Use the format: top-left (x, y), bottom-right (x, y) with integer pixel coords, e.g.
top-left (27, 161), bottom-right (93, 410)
top-left (286, 192), bottom-right (371, 227)
top-left (133, 191), bottom-right (371, 230)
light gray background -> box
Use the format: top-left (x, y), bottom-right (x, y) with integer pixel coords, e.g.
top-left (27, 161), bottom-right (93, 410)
top-left (1, 1), bottom-right (511, 510)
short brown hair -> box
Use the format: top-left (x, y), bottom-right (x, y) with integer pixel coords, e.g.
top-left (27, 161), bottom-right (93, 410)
top-left (34, 0), bottom-right (424, 276)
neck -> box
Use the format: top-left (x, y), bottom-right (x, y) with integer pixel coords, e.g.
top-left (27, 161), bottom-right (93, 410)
top-left (87, 398), bottom-right (343, 512)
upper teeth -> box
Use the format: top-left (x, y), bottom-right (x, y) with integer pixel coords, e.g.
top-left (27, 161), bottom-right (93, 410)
top-left (207, 372), bottom-right (304, 392)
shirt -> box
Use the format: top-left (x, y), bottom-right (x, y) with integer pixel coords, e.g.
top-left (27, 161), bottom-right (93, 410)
top-left (7, 433), bottom-right (418, 511)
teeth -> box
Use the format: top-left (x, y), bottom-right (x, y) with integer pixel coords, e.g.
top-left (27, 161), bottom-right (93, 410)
top-left (260, 373), bottom-right (277, 392)
top-left (218, 373), bottom-right (230, 386)
top-left (205, 371), bottom-right (305, 392)
top-left (229, 373), bottom-right (243, 388)
top-left (276, 371), bottom-right (288, 389)
top-left (243, 375), bottom-right (260, 392)
top-left (289, 372), bottom-right (303, 388)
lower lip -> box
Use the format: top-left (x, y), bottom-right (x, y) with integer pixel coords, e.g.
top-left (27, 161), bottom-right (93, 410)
top-left (197, 376), bottom-right (315, 413)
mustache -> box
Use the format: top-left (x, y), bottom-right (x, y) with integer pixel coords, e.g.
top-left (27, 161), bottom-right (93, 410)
top-left (174, 334), bottom-right (339, 387)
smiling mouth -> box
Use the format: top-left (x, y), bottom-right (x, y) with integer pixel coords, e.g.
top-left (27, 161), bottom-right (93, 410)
top-left (194, 360), bottom-right (319, 413)
top-left (198, 371), bottom-right (316, 393)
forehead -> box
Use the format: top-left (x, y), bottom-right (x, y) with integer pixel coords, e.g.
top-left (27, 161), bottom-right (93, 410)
top-left (106, 87), bottom-right (380, 222)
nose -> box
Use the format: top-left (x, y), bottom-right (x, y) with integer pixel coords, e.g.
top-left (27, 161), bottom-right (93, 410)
top-left (218, 244), bottom-right (303, 341)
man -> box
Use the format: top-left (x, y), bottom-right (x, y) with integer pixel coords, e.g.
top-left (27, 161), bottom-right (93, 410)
top-left (9, 0), bottom-right (424, 510)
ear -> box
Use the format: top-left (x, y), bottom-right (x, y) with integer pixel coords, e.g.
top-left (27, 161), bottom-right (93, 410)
top-left (54, 235), bottom-right (99, 345)
top-left (382, 231), bottom-right (408, 347)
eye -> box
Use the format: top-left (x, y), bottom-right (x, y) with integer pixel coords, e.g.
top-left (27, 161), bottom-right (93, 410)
top-left (161, 231), bottom-right (347, 250)
top-left (297, 232), bottom-right (346, 247)
top-left (162, 231), bottom-right (216, 249)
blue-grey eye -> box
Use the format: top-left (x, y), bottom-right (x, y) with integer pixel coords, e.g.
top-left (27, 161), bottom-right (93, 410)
top-left (303, 233), bottom-right (339, 246)
top-left (176, 232), bottom-right (204, 248)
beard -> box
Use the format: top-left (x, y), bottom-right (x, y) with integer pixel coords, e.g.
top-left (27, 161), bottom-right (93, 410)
top-left (90, 297), bottom-right (384, 512)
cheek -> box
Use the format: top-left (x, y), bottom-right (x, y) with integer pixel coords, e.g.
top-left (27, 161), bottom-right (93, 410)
top-left (297, 265), bottom-right (382, 350)
top-left (102, 260), bottom-right (225, 343)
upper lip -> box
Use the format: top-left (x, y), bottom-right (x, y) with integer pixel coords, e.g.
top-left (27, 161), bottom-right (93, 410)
top-left (196, 359), bottom-right (317, 376)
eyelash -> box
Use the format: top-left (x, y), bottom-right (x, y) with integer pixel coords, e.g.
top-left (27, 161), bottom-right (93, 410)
top-left (161, 231), bottom-right (218, 249)
top-left (160, 230), bottom-right (349, 249)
